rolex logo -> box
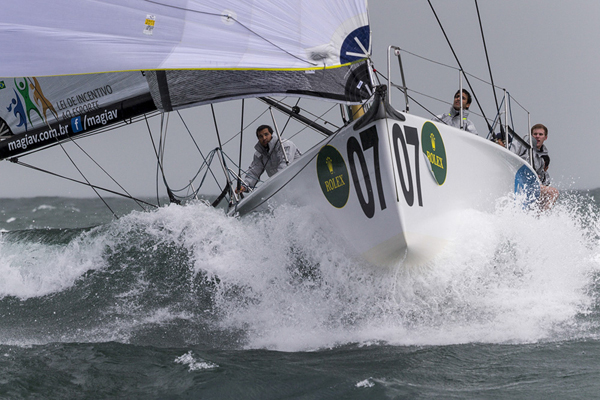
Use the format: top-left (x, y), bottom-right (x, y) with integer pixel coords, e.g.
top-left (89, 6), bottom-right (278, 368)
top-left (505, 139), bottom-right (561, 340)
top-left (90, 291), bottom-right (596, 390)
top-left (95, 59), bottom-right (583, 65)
top-left (317, 145), bottom-right (350, 208)
top-left (326, 157), bottom-right (333, 174)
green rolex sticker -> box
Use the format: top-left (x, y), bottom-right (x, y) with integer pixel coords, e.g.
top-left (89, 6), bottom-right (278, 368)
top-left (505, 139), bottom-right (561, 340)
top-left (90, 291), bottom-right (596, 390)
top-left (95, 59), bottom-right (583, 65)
top-left (421, 121), bottom-right (447, 185)
top-left (316, 145), bottom-right (350, 208)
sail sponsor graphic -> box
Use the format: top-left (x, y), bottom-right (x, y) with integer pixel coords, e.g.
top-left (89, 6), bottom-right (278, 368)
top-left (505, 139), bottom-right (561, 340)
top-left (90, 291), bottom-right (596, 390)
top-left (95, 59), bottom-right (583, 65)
top-left (421, 121), bottom-right (447, 185)
top-left (55, 85), bottom-right (114, 119)
top-left (316, 145), bottom-right (350, 208)
top-left (143, 14), bottom-right (156, 35)
top-left (0, 72), bottom-right (150, 138)
top-left (6, 107), bottom-right (120, 153)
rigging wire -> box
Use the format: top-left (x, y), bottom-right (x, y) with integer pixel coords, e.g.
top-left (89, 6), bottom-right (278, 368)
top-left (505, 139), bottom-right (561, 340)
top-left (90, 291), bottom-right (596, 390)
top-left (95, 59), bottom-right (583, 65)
top-left (388, 47), bottom-right (530, 119)
top-left (7, 84), bottom-right (159, 213)
top-left (58, 139), bottom-right (148, 212)
top-left (56, 137), bottom-right (118, 218)
top-left (372, 68), bottom-right (486, 127)
top-left (280, 98), bottom-right (301, 135)
top-left (475, 0), bottom-right (500, 114)
top-left (395, 47), bottom-right (505, 91)
top-left (211, 104), bottom-right (234, 201)
top-left (237, 89), bottom-right (378, 213)
top-left (23, 77), bottom-right (127, 217)
top-left (172, 111), bottom-right (222, 198)
top-left (287, 102), bottom-right (339, 141)
top-left (146, 112), bottom-right (179, 206)
top-left (426, 0), bottom-right (492, 131)
top-left (10, 159), bottom-right (157, 208)
top-left (263, 97), bottom-right (341, 131)
top-left (237, 99), bottom-right (244, 192)
top-left (222, 107), bottom-right (270, 147)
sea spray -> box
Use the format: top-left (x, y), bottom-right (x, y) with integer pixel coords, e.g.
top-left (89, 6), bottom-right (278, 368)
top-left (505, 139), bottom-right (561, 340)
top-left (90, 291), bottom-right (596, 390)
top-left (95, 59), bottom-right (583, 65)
top-left (205, 195), bottom-right (600, 349)
top-left (0, 194), bottom-right (599, 351)
top-left (0, 227), bottom-right (105, 299)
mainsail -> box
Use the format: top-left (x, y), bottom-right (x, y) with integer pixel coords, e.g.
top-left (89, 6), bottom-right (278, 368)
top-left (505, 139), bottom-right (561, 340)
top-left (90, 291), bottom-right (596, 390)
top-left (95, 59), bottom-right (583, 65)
top-left (0, 0), bottom-right (371, 158)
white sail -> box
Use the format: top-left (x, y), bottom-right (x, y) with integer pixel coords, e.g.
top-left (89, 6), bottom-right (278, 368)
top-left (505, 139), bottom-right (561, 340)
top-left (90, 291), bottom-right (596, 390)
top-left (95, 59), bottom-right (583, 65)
top-left (1, 0), bottom-right (369, 77)
top-left (0, 0), bottom-right (372, 158)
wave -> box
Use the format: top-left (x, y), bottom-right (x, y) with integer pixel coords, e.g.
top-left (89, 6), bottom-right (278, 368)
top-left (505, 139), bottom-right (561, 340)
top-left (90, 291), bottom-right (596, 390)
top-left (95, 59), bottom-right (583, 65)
top-left (0, 192), bottom-right (599, 350)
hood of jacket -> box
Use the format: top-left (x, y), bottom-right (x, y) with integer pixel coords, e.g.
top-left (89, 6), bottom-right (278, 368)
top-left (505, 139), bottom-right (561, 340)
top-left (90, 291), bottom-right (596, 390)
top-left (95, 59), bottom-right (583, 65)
top-left (254, 131), bottom-right (282, 155)
top-left (448, 106), bottom-right (471, 119)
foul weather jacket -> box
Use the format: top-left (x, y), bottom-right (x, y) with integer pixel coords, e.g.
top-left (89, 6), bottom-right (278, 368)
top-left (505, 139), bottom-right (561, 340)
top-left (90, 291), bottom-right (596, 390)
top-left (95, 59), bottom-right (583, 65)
top-left (437, 106), bottom-right (478, 135)
top-left (509, 135), bottom-right (551, 185)
top-left (244, 133), bottom-right (302, 189)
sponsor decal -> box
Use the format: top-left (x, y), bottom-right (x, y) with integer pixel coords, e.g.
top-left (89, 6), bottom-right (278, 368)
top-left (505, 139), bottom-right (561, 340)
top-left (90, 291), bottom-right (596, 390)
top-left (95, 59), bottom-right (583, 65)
top-left (6, 78), bottom-right (113, 129)
top-left (144, 14), bottom-right (156, 35)
top-left (55, 85), bottom-right (112, 118)
top-left (5, 77), bottom-right (60, 131)
top-left (5, 108), bottom-right (119, 153)
top-left (421, 121), bottom-right (447, 185)
top-left (71, 116), bottom-right (83, 133)
top-left (14, 78), bottom-right (43, 127)
top-left (316, 145), bottom-right (350, 208)
top-left (514, 164), bottom-right (540, 208)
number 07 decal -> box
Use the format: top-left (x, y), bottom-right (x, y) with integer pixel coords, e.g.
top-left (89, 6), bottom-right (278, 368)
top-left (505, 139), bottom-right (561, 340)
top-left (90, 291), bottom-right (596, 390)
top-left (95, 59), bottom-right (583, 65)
top-left (345, 123), bottom-right (425, 219)
top-left (392, 124), bottom-right (423, 207)
top-left (347, 126), bottom-right (386, 218)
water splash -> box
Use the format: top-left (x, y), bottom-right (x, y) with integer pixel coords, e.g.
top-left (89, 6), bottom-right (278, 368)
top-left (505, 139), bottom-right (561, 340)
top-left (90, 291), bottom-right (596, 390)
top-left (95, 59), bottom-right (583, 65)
top-left (174, 351), bottom-right (218, 371)
top-left (0, 193), bottom-right (598, 350)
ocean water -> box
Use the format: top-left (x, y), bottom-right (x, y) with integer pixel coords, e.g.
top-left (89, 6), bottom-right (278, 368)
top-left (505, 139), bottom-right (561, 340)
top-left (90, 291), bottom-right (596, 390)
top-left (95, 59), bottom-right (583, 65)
top-left (0, 190), bottom-right (599, 399)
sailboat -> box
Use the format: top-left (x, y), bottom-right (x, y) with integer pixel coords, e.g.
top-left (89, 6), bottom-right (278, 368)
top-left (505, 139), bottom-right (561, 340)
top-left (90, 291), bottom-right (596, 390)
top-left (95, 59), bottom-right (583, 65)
top-left (0, 0), bottom-right (539, 267)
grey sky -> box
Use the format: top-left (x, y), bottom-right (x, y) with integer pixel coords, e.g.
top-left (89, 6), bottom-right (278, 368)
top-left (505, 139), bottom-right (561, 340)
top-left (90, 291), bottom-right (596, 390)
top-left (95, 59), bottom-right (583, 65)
top-left (0, 0), bottom-right (597, 197)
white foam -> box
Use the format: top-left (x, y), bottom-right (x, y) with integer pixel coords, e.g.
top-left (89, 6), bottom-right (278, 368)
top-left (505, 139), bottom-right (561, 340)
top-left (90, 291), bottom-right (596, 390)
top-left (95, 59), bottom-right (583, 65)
top-left (197, 197), bottom-right (600, 350)
top-left (32, 204), bottom-right (56, 212)
top-left (356, 378), bottom-right (375, 388)
top-left (174, 351), bottom-right (218, 371)
top-left (0, 228), bottom-right (107, 299)
top-left (1, 196), bottom-right (598, 350)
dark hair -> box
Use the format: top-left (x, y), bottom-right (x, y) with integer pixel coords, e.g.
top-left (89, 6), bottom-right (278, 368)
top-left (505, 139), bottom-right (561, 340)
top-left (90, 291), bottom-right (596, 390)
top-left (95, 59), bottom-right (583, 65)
top-left (454, 89), bottom-right (472, 105)
top-left (256, 125), bottom-right (273, 135)
top-left (531, 123), bottom-right (548, 137)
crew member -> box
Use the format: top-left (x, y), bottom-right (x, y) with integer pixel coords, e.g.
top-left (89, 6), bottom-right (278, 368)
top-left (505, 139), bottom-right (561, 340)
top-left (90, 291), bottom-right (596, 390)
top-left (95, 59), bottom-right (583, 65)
top-left (238, 124), bottom-right (301, 192)
top-left (437, 89), bottom-right (478, 135)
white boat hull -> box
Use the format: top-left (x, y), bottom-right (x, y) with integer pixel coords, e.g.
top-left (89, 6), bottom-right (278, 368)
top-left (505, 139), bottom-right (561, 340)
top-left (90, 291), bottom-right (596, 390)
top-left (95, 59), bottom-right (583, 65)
top-left (232, 108), bottom-right (538, 267)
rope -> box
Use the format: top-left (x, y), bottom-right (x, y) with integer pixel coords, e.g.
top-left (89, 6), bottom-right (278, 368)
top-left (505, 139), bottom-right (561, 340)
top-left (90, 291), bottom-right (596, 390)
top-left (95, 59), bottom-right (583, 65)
top-left (174, 111), bottom-right (223, 197)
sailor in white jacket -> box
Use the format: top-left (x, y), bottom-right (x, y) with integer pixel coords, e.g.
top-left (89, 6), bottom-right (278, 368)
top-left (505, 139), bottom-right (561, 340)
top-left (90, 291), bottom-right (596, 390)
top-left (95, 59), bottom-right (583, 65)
top-left (437, 89), bottom-right (478, 135)
top-left (239, 125), bottom-right (301, 192)
top-left (508, 123), bottom-right (558, 209)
